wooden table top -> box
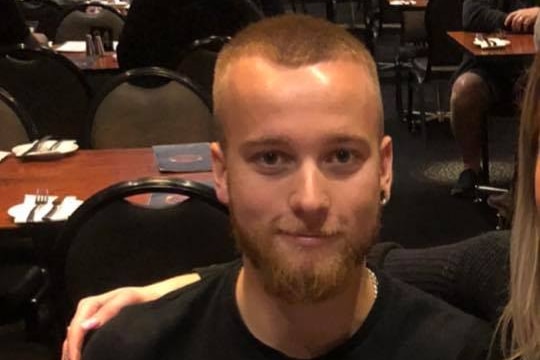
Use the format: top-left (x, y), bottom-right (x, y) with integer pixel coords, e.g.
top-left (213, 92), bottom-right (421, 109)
top-left (61, 51), bottom-right (119, 71)
top-left (447, 31), bottom-right (536, 57)
top-left (0, 148), bottom-right (212, 230)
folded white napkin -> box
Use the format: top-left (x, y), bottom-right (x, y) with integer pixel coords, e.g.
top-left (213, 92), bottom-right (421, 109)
top-left (12, 195), bottom-right (83, 224)
top-left (473, 37), bottom-right (510, 49)
top-left (56, 41), bottom-right (86, 53)
top-left (390, 0), bottom-right (417, 4)
top-left (12, 139), bottom-right (77, 157)
top-left (0, 151), bottom-right (9, 163)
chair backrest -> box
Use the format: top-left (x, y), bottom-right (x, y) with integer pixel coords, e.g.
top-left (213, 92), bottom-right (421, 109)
top-left (0, 86), bottom-right (37, 151)
top-left (85, 67), bottom-right (214, 149)
top-left (16, 0), bottom-right (63, 40)
top-left (54, 2), bottom-right (125, 44)
top-left (176, 35), bottom-right (231, 103)
top-left (401, 10), bottom-right (426, 44)
top-left (0, 46), bottom-right (92, 141)
top-left (54, 177), bottom-right (237, 323)
top-left (424, 0), bottom-right (463, 68)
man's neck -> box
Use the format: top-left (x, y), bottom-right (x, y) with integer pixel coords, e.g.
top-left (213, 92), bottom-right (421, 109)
top-left (235, 259), bottom-right (376, 359)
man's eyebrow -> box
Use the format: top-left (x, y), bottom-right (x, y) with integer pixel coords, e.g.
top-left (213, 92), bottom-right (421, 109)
top-left (239, 134), bottom-right (372, 152)
top-left (240, 136), bottom-right (293, 151)
top-left (323, 134), bottom-right (371, 146)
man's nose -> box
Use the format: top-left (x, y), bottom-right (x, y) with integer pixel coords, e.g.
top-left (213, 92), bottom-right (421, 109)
top-left (288, 163), bottom-right (330, 223)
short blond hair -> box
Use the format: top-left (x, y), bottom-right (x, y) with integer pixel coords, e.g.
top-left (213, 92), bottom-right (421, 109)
top-left (212, 14), bottom-right (382, 142)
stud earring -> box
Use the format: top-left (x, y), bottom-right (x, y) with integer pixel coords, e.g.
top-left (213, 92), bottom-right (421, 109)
top-left (380, 192), bottom-right (388, 206)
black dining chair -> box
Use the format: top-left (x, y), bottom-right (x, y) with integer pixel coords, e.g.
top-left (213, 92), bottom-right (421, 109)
top-left (0, 231), bottom-right (49, 341)
top-left (84, 67), bottom-right (214, 149)
top-left (405, 0), bottom-right (463, 143)
top-left (0, 86), bottom-right (38, 151)
top-left (176, 35), bottom-right (231, 103)
top-left (54, 2), bottom-right (125, 44)
top-left (288, 1), bottom-right (376, 53)
top-left (0, 46), bottom-right (92, 142)
top-left (53, 177), bottom-right (237, 326)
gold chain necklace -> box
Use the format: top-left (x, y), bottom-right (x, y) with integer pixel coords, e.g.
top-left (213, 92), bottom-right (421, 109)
top-left (366, 268), bottom-right (378, 299)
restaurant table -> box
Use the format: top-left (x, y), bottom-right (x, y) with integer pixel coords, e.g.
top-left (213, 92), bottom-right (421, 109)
top-left (0, 148), bottom-right (212, 231)
top-left (60, 51), bottom-right (119, 71)
top-left (447, 31), bottom-right (536, 58)
top-left (1, 147), bottom-right (214, 321)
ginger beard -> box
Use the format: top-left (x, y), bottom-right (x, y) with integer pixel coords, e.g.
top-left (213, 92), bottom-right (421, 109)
top-left (230, 199), bottom-right (381, 304)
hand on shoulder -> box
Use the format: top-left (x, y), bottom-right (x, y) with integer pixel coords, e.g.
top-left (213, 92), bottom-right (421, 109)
top-left (62, 273), bottom-right (201, 360)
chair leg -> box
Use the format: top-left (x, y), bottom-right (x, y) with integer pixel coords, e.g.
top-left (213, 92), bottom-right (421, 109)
top-left (326, 0), bottom-right (337, 21)
top-left (481, 116), bottom-right (490, 184)
top-left (406, 72), bottom-right (415, 131)
top-left (289, 0), bottom-right (297, 12)
top-left (436, 82), bottom-right (444, 122)
top-left (395, 57), bottom-right (404, 122)
top-left (418, 83), bottom-right (428, 146)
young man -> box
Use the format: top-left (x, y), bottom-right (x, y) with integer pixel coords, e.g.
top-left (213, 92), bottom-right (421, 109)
top-left (77, 14), bottom-right (491, 360)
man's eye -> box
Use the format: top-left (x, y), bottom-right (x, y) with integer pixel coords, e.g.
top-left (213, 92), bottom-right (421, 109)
top-left (334, 149), bottom-right (352, 163)
top-left (260, 151), bottom-right (280, 165)
top-left (251, 151), bottom-right (292, 171)
top-left (250, 151), bottom-right (294, 174)
top-left (327, 149), bottom-right (356, 164)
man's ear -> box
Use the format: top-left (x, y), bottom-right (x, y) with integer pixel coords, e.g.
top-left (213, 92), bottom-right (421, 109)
top-left (210, 142), bottom-right (229, 205)
top-left (379, 136), bottom-right (393, 201)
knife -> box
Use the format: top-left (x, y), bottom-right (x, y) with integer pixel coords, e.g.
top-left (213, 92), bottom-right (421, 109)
top-left (43, 196), bottom-right (64, 221)
top-left (19, 135), bottom-right (52, 157)
top-left (49, 140), bottom-right (63, 152)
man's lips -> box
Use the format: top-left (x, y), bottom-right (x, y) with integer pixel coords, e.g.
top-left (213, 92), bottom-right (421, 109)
top-left (278, 230), bottom-right (337, 247)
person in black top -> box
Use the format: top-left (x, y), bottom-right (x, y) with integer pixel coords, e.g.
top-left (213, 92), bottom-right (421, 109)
top-left (66, 14), bottom-right (494, 360)
top-left (449, 0), bottom-right (538, 197)
top-left (116, 0), bottom-right (263, 70)
top-left (258, 0), bottom-right (285, 16)
top-left (0, 0), bottom-right (40, 48)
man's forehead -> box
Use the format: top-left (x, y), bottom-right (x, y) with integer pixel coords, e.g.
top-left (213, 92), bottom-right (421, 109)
top-left (220, 56), bottom-right (380, 107)
top-left (215, 55), bottom-right (384, 140)
top-left (224, 55), bottom-right (373, 80)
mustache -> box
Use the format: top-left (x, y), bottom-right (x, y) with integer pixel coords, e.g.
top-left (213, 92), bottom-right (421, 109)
top-left (275, 219), bottom-right (342, 237)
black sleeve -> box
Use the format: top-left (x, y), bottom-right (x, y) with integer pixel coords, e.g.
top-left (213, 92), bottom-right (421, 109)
top-left (0, 0), bottom-right (30, 46)
top-left (366, 241), bottom-right (403, 269)
top-left (462, 0), bottom-right (508, 32)
top-left (379, 231), bottom-right (510, 322)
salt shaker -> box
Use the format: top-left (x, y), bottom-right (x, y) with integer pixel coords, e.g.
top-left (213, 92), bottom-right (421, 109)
top-left (85, 34), bottom-right (96, 56)
top-left (94, 35), bottom-right (105, 56)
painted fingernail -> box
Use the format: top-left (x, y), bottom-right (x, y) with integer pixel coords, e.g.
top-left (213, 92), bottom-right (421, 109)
top-left (80, 318), bottom-right (99, 329)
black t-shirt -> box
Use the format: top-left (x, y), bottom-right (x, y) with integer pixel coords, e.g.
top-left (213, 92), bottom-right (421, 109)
top-left (83, 260), bottom-right (494, 360)
top-left (0, 0), bottom-right (30, 46)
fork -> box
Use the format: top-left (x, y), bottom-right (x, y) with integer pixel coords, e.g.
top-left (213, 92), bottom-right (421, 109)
top-left (26, 190), bottom-right (49, 223)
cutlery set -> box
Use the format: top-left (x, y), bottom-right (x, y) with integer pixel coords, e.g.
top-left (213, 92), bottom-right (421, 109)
top-left (25, 190), bottom-right (66, 223)
top-left (473, 33), bottom-right (509, 49)
top-left (14, 135), bottom-right (75, 160)
top-left (19, 135), bottom-right (64, 157)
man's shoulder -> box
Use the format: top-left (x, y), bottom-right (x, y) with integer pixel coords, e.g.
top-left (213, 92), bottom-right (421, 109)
top-left (373, 272), bottom-right (493, 359)
top-left (82, 260), bottom-right (241, 360)
top-left (381, 271), bottom-right (490, 328)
